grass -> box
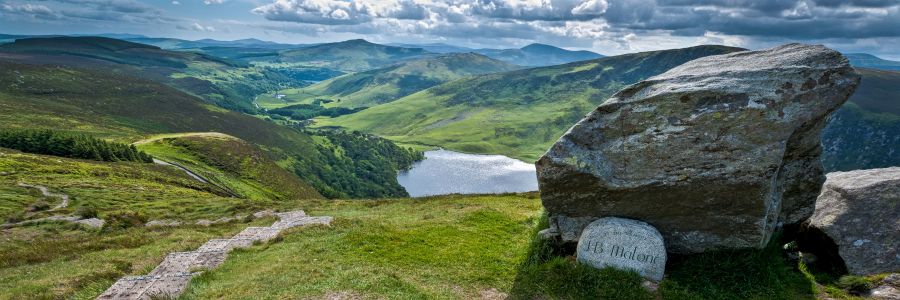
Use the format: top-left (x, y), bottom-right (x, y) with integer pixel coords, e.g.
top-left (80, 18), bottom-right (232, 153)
top-left (134, 132), bottom-right (321, 200)
top-left (0, 148), bottom-right (298, 222)
top-left (0, 189), bottom-right (881, 299)
top-left (0, 218), bottom-right (279, 299)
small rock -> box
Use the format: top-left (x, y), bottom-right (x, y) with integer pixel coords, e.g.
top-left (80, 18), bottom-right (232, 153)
top-left (576, 217), bottom-right (667, 281)
top-left (146, 219), bottom-right (183, 227)
top-left (195, 219), bottom-right (213, 227)
top-left (641, 280), bottom-right (659, 293)
top-left (871, 285), bottom-right (900, 300)
top-left (884, 274), bottom-right (900, 287)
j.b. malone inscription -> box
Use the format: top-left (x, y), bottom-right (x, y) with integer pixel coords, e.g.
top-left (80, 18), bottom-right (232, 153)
top-left (576, 217), bottom-right (667, 281)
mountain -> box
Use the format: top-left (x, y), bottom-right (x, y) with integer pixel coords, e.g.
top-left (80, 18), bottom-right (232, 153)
top-left (0, 59), bottom-right (420, 198)
top-left (318, 45), bottom-right (744, 160)
top-left (388, 42), bottom-right (474, 53)
top-left (124, 37), bottom-right (308, 50)
top-left (0, 36), bottom-right (328, 112)
top-left (822, 68), bottom-right (900, 171)
top-left (274, 39), bottom-right (434, 72)
top-left (260, 53), bottom-right (521, 109)
top-left (845, 53), bottom-right (900, 71)
top-left (475, 43), bottom-right (603, 66)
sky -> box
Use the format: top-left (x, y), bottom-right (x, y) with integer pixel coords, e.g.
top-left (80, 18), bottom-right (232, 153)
top-left (1, 0), bottom-right (899, 59)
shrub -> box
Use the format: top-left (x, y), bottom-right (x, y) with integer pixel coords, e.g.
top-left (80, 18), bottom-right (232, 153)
top-left (837, 275), bottom-right (873, 294)
top-left (102, 211), bottom-right (147, 231)
top-left (75, 206), bottom-right (99, 218)
top-left (4, 212), bottom-right (25, 223)
top-left (27, 200), bottom-right (51, 212)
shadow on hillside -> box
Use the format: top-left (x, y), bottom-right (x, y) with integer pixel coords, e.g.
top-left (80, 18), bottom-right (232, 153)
top-left (507, 214), bottom-right (817, 300)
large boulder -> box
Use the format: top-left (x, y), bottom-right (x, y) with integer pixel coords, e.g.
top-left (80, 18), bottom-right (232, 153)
top-left (536, 44), bottom-right (860, 254)
top-left (804, 167), bottom-right (899, 275)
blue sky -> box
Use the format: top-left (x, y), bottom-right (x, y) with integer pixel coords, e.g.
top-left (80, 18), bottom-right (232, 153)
top-left (2, 0), bottom-right (899, 59)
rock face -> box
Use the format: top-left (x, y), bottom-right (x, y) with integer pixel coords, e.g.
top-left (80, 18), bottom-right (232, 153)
top-left (576, 217), bottom-right (667, 281)
top-left (536, 43), bottom-right (860, 254)
top-left (805, 167), bottom-right (900, 275)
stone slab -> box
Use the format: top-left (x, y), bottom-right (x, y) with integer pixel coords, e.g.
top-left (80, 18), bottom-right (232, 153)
top-left (576, 217), bottom-right (667, 281)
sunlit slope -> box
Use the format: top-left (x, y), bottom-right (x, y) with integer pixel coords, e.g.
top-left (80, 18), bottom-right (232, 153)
top-left (321, 45), bottom-right (745, 161)
top-left (136, 133), bottom-right (321, 200)
top-left (259, 53), bottom-right (520, 109)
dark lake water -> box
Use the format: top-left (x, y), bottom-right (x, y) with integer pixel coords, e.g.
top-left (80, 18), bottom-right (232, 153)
top-left (397, 149), bottom-right (539, 197)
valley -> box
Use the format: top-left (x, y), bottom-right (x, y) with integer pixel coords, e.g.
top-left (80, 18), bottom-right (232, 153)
top-left (0, 32), bottom-right (897, 300)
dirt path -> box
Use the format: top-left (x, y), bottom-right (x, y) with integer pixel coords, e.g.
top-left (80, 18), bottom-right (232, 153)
top-left (5, 183), bottom-right (105, 228)
top-left (152, 159), bottom-right (209, 184)
top-left (98, 210), bottom-right (332, 300)
top-left (17, 183), bottom-right (69, 210)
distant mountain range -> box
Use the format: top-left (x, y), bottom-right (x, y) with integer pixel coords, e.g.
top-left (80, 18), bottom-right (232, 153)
top-left (845, 53), bottom-right (900, 71)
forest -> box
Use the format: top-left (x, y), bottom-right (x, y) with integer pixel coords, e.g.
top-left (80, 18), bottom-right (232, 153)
top-left (0, 129), bottom-right (153, 163)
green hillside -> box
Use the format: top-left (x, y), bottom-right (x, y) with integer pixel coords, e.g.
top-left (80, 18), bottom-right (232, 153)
top-left (319, 45), bottom-right (745, 161)
top-left (0, 60), bottom-right (416, 198)
top-left (258, 53), bottom-right (520, 109)
top-left (822, 68), bottom-right (900, 171)
top-left (273, 39), bottom-right (433, 72)
top-left (135, 133), bottom-right (322, 200)
top-left (0, 37), bottom-right (320, 112)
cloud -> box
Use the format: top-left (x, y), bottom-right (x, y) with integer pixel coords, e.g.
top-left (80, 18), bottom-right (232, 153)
top-left (178, 22), bottom-right (216, 31)
top-left (172, 1), bottom-right (180, 5)
top-left (204, 0), bottom-right (224, 4)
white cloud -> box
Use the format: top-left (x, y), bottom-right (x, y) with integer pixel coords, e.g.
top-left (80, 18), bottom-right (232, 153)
top-left (204, 0), bottom-right (225, 5)
top-left (172, 1), bottom-right (181, 5)
top-left (178, 22), bottom-right (216, 31)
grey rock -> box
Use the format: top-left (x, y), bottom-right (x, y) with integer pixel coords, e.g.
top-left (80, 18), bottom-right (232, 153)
top-left (871, 285), bottom-right (900, 300)
top-left (806, 167), bottom-right (900, 275)
top-left (536, 44), bottom-right (860, 253)
top-left (576, 217), bottom-right (667, 281)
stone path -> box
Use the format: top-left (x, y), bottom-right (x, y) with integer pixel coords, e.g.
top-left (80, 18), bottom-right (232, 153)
top-left (97, 210), bottom-right (332, 300)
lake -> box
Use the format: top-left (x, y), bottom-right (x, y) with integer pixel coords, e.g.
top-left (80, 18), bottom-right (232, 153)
top-left (397, 149), bottom-right (539, 197)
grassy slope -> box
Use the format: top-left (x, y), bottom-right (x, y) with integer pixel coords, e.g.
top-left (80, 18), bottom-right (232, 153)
top-left (0, 148), bottom-right (263, 221)
top-left (273, 39), bottom-right (433, 72)
top-left (320, 45), bottom-right (744, 161)
top-left (821, 68), bottom-right (900, 171)
top-left (134, 133), bottom-right (321, 200)
top-left (0, 37), bottom-right (314, 112)
top-left (0, 60), bottom-right (407, 198)
top-left (0, 190), bottom-right (846, 299)
top-left (257, 53), bottom-right (521, 109)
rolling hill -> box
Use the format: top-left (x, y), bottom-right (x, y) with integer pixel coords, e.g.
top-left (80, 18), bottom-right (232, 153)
top-left (273, 39), bottom-right (434, 72)
top-left (318, 45), bottom-right (744, 160)
top-left (475, 43), bottom-right (603, 66)
top-left (845, 53), bottom-right (900, 71)
top-left (0, 37), bottom-right (320, 112)
top-left (0, 59), bottom-right (419, 198)
top-left (258, 53), bottom-right (521, 109)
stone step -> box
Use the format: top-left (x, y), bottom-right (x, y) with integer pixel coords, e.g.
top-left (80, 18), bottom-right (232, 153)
top-left (232, 226), bottom-right (282, 242)
top-left (148, 251), bottom-right (227, 276)
top-left (197, 238), bottom-right (254, 252)
top-left (97, 273), bottom-right (193, 300)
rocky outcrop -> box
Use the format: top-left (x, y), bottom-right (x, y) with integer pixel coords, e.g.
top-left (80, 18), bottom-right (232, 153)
top-left (536, 44), bottom-right (860, 254)
top-left (804, 167), bottom-right (899, 275)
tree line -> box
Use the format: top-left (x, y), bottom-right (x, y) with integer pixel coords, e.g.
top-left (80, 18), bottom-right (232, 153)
top-left (0, 129), bottom-right (153, 163)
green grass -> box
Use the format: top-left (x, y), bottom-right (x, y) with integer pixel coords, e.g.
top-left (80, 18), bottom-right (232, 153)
top-left (0, 218), bottom-right (280, 300)
top-left (135, 132), bottom-right (321, 200)
top-left (0, 148), bottom-right (295, 222)
top-left (0, 189), bottom-right (879, 299)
